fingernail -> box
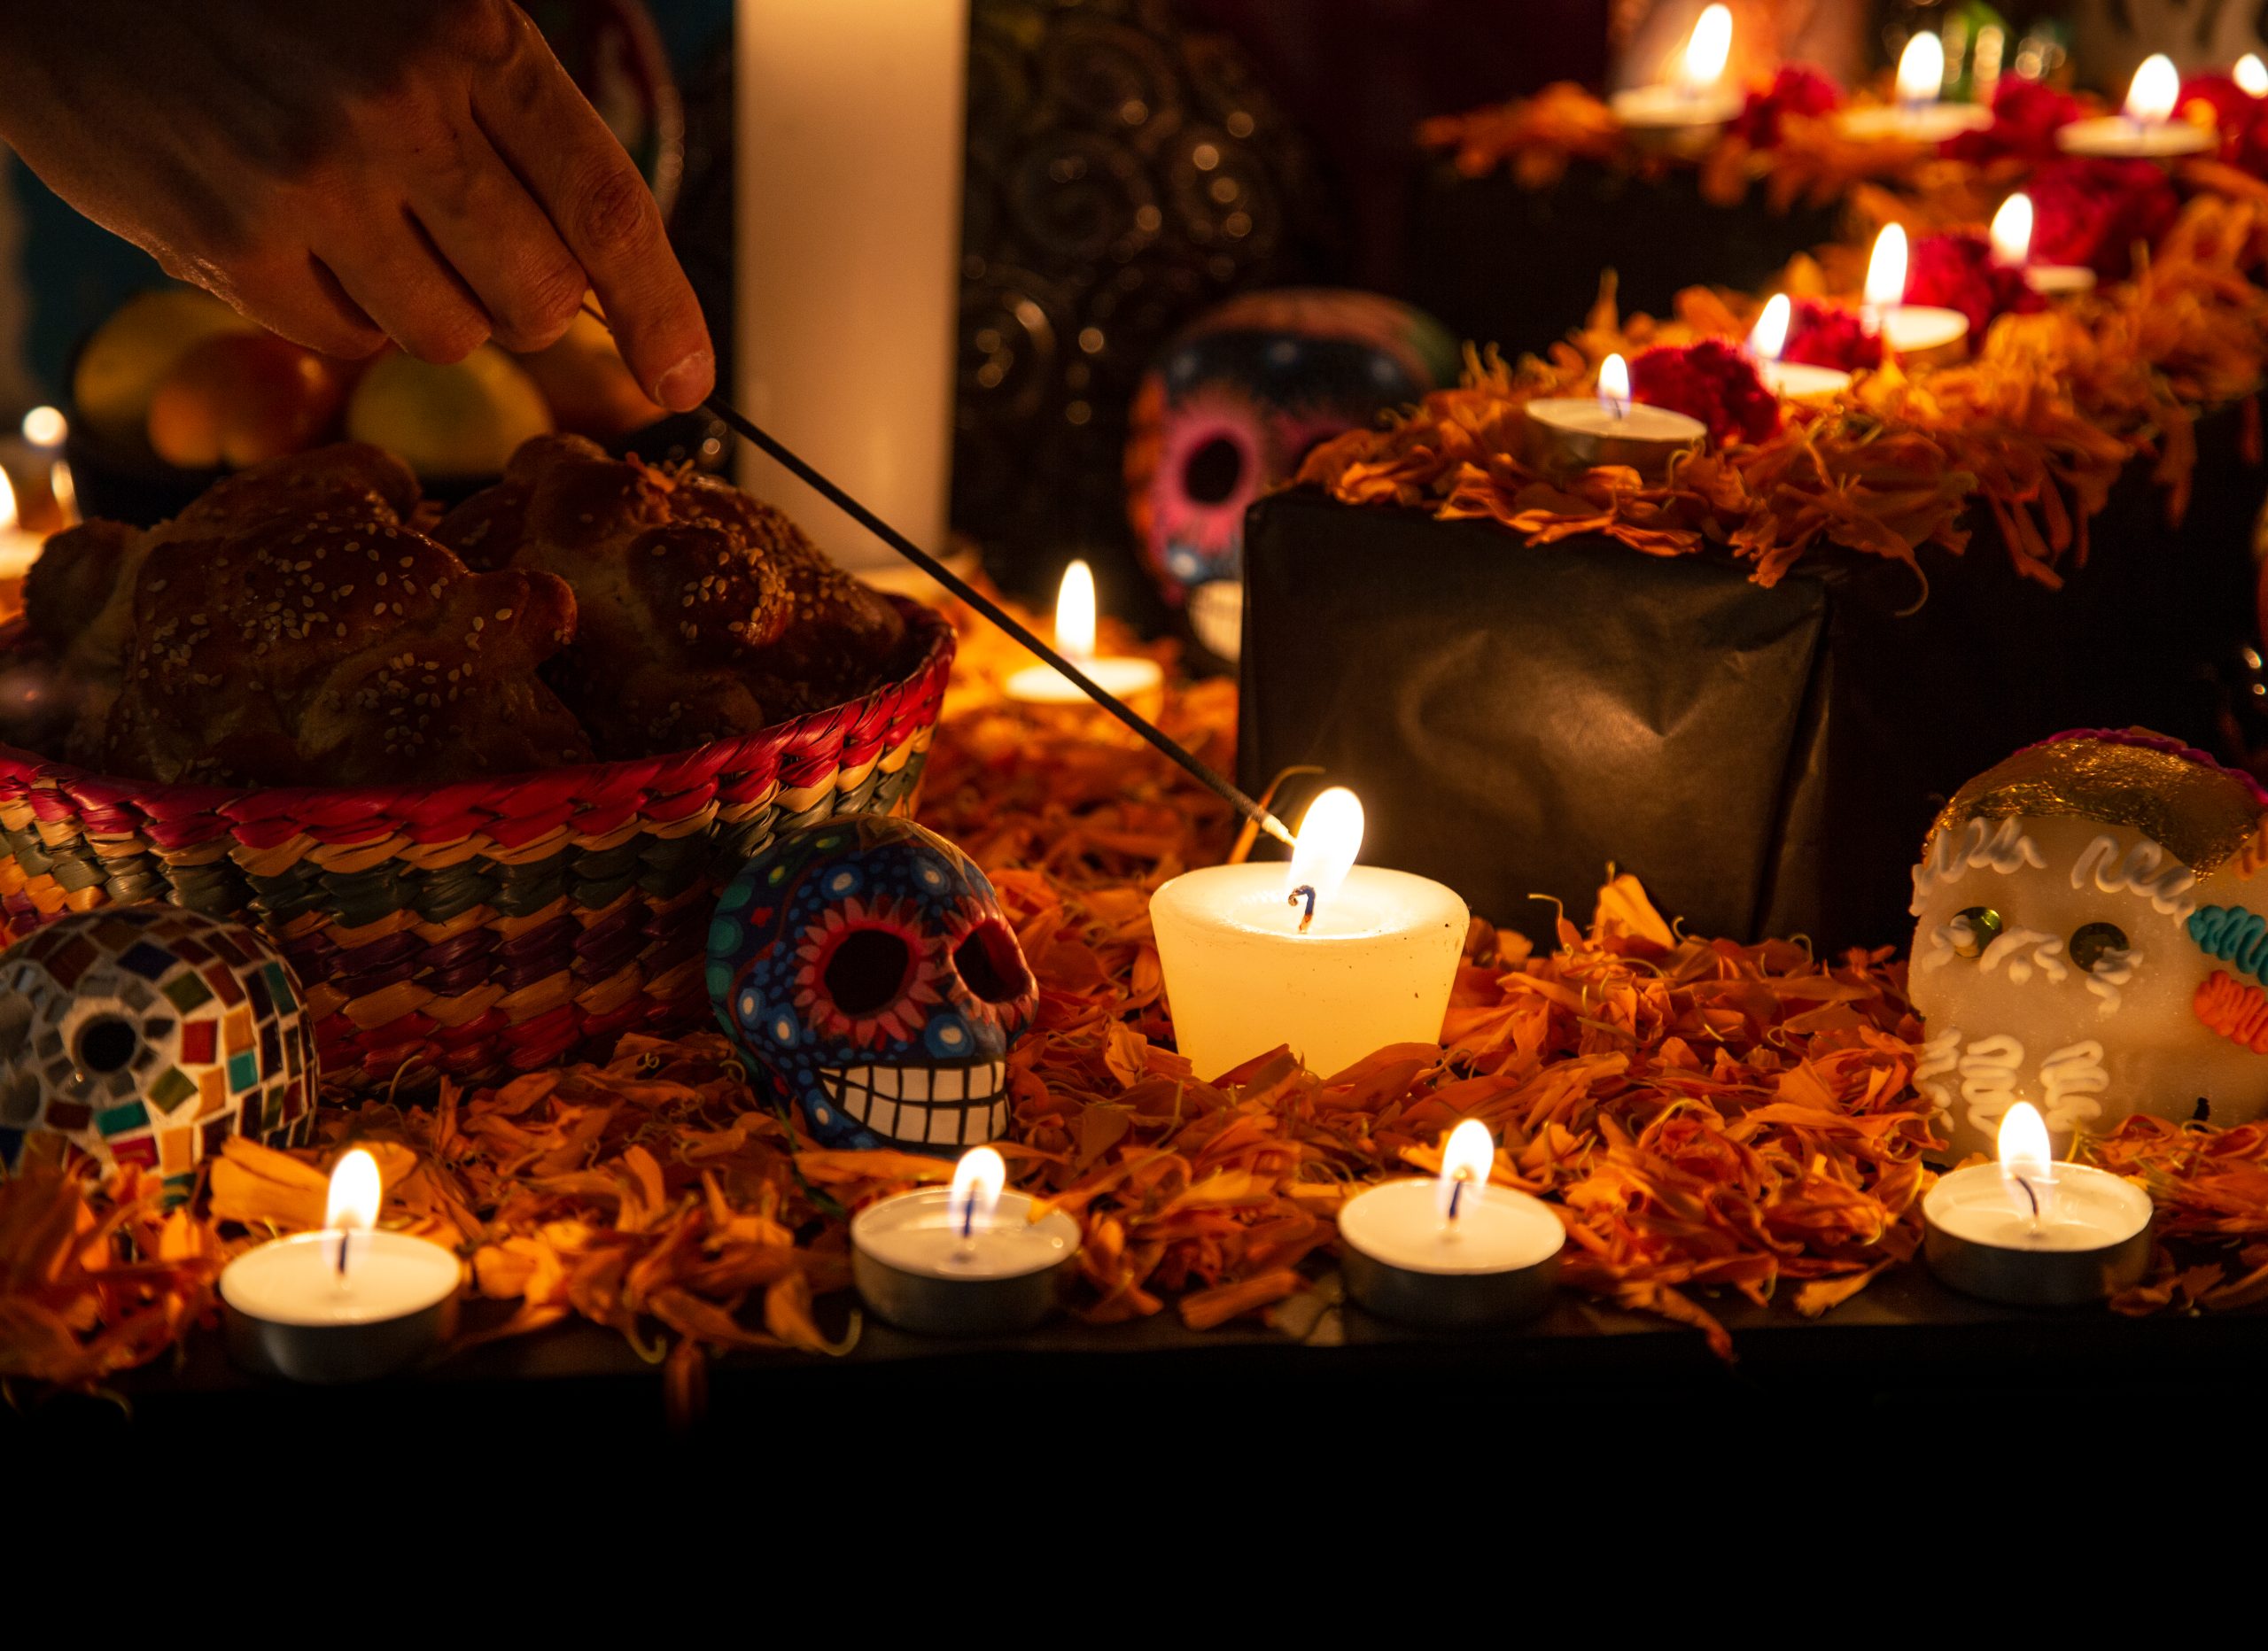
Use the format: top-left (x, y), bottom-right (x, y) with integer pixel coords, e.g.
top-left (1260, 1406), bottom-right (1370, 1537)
top-left (654, 350), bottom-right (715, 411)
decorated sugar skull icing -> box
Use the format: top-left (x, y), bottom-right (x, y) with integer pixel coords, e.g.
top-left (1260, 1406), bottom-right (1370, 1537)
top-left (1124, 288), bottom-right (1459, 658)
top-left (0, 906), bottom-right (316, 1192)
top-left (706, 816), bottom-right (1038, 1151)
top-left (1908, 729), bottom-right (2268, 1159)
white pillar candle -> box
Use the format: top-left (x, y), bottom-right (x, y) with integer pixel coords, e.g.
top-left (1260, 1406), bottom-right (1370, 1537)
top-left (1988, 193), bottom-right (2094, 296)
top-left (1861, 223), bottom-right (1969, 358)
top-left (1921, 1101), bottom-right (2153, 1306)
top-left (850, 1146), bottom-right (1083, 1334)
top-left (2058, 53), bottom-right (2212, 158)
top-left (1523, 353), bottom-right (1708, 477)
top-left (1151, 787), bottom-right (1468, 1081)
top-left (1337, 1120), bottom-right (1565, 1327)
top-left (1745, 294), bottom-right (1853, 401)
top-left (1611, 3), bottom-right (1742, 132)
top-left (1006, 559), bottom-right (1166, 708)
top-left (0, 469), bottom-right (42, 582)
top-left (734, 0), bottom-right (969, 574)
top-left (218, 1149), bottom-right (461, 1382)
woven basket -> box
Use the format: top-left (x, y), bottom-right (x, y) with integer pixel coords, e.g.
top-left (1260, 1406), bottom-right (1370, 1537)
top-left (0, 598), bottom-right (955, 1093)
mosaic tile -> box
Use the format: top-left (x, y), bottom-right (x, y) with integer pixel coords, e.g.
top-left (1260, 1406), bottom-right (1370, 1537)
top-left (259, 1019), bottom-right (282, 1077)
top-left (206, 964), bottom-right (246, 1008)
top-left (45, 1100), bottom-right (89, 1132)
top-left (246, 968), bottom-right (274, 1020)
top-left (223, 1008), bottom-right (252, 1057)
top-left (161, 973), bottom-right (214, 1014)
top-left (116, 941), bottom-right (175, 981)
top-left (145, 1066), bottom-right (196, 1111)
top-left (159, 1125), bottom-right (192, 1175)
top-left (95, 1098), bottom-right (149, 1136)
top-left (111, 1136), bottom-right (158, 1169)
top-left (181, 1019), bottom-right (216, 1065)
top-left (227, 1049), bottom-right (259, 1094)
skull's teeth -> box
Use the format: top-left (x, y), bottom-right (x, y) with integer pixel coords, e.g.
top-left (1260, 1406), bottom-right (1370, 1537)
top-left (815, 1062), bottom-right (1009, 1145)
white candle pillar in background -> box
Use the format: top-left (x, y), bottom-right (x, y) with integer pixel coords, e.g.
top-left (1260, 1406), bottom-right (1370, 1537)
top-left (735, 1), bottom-right (970, 574)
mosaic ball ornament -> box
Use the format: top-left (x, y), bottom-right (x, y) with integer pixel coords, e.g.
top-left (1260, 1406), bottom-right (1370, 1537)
top-left (1909, 728), bottom-right (2268, 1160)
top-left (0, 906), bottom-right (316, 1190)
top-left (706, 816), bottom-right (1039, 1151)
top-left (1124, 288), bottom-right (1458, 657)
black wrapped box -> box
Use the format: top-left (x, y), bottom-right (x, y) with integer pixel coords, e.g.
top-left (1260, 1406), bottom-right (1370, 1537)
top-left (1239, 410), bottom-right (2264, 950)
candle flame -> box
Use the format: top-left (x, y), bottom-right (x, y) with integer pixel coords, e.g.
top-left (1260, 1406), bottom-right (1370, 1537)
top-left (948, 1145), bottom-right (1006, 1238)
top-left (1285, 786), bottom-right (1363, 921)
top-left (1895, 31), bottom-right (1945, 105)
top-left (19, 407), bottom-right (64, 447)
top-left (1435, 1118), bottom-right (1495, 1222)
top-left (1053, 560), bottom-right (1098, 663)
top-left (2239, 53), bottom-right (2268, 98)
top-left (0, 467), bottom-right (16, 537)
top-left (1989, 193), bottom-right (2034, 267)
top-left (1596, 353), bottom-right (1631, 418)
top-left (325, 1147), bottom-right (382, 1233)
top-left (1676, 4), bottom-right (1732, 90)
top-left (1864, 222), bottom-right (1910, 312)
top-left (2124, 53), bottom-right (2179, 124)
top-left (1996, 1100), bottom-right (2057, 1225)
top-left (1747, 293), bottom-right (1791, 363)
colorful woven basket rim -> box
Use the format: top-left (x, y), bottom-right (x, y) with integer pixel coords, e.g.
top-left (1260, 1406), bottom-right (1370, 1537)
top-left (0, 595), bottom-right (956, 826)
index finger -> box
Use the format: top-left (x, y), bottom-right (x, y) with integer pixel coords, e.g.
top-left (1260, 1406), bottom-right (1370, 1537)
top-left (472, 12), bottom-right (713, 409)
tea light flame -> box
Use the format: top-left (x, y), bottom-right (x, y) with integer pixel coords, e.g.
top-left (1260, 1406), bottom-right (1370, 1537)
top-left (1747, 293), bottom-right (1791, 362)
top-left (19, 407), bottom-right (64, 448)
top-left (1864, 222), bottom-right (1910, 314)
top-left (1677, 4), bottom-right (1732, 91)
top-left (1996, 1100), bottom-right (2056, 1229)
top-left (1895, 31), bottom-right (1946, 106)
top-left (2239, 53), bottom-right (2268, 98)
top-left (1285, 786), bottom-right (1363, 929)
top-left (1990, 193), bottom-right (2034, 267)
top-left (948, 1145), bottom-right (1006, 1244)
top-left (326, 1147), bottom-right (382, 1279)
top-left (1596, 353), bottom-right (1631, 420)
top-left (0, 467), bottom-right (17, 538)
top-left (1053, 560), bottom-right (1098, 663)
top-left (2124, 53), bottom-right (2179, 125)
top-left (1435, 1118), bottom-right (1495, 1224)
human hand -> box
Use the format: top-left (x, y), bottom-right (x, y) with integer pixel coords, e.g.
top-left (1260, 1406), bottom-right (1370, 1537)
top-left (0, 0), bottom-right (715, 409)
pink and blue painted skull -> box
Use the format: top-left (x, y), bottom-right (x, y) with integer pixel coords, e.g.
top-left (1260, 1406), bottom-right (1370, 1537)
top-left (706, 816), bottom-right (1038, 1151)
top-left (1125, 288), bottom-right (1459, 654)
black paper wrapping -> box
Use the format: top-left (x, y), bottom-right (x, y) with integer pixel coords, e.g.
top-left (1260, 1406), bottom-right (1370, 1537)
top-left (1407, 161), bottom-right (1844, 360)
top-left (1239, 407), bottom-right (2264, 950)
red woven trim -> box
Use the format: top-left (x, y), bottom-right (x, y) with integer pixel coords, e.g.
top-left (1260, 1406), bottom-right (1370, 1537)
top-left (0, 599), bottom-right (955, 847)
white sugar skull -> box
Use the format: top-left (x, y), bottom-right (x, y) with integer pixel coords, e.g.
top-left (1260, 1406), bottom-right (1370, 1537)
top-left (1908, 730), bottom-right (2268, 1159)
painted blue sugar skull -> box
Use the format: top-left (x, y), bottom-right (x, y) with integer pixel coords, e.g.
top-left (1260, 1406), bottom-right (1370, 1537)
top-left (706, 816), bottom-right (1039, 1150)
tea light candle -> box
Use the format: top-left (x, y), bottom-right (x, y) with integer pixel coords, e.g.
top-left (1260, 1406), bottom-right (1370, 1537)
top-left (1151, 787), bottom-right (1469, 1080)
top-left (1835, 33), bottom-right (1993, 143)
top-left (1922, 1102), bottom-right (2153, 1306)
top-left (1862, 224), bottom-right (1969, 357)
top-left (2059, 53), bottom-right (2213, 158)
top-left (850, 1146), bottom-right (1083, 1335)
top-left (2237, 52), bottom-right (2268, 98)
top-left (1745, 294), bottom-right (1853, 401)
top-left (22, 407), bottom-right (74, 528)
top-left (1338, 1120), bottom-right (1565, 1329)
top-left (1610, 4), bottom-right (1742, 134)
top-left (1989, 193), bottom-right (2094, 296)
top-left (219, 1149), bottom-right (461, 1383)
top-left (1005, 560), bottom-right (1164, 709)
top-left (1523, 353), bottom-right (1707, 477)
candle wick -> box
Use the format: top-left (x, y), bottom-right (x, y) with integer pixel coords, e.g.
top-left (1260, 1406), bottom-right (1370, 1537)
top-left (1288, 884), bottom-right (1318, 934)
top-left (960, 1198), bottom-right (976, 1241)
top-left (2012, 1173), bottom-right (2041, 1233)
top-left (1445, 1175), bottom-right (1465, 1223)
top-left (334, 1228), bottom-right (351, 1280)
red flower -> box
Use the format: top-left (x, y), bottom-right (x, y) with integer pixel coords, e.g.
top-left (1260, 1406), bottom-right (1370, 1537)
top-left (2027, 157), bottom-right (2180, 278)
top-left (1780, 298), bottom-right (1884, 372)
top-left (1904, 231), bottom-right (2044, 334)
top-left (1942, 75), bottom-right (2084, 164)
top-left (1628, 340), bottom-right (1780, 447)
top-left (2184, 72), bottom-right (2268, 172)
top-left (1730, 63), bottom-right (1843, 148)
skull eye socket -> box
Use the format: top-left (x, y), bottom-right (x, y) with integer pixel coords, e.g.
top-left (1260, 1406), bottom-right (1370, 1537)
top-left (823, 929), bottom-right (914, 1016)
top-left (2070, 921), bottom-right (2131, 972)
top-left (1182, 436), bottom-right (1246, 506)
top-left (1951, 907), bottom-right (2002, 957)
top-left (74, 1015), bottom-right (139, 1075)
top-left (954, 919), bottom-right (1034, 1005)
